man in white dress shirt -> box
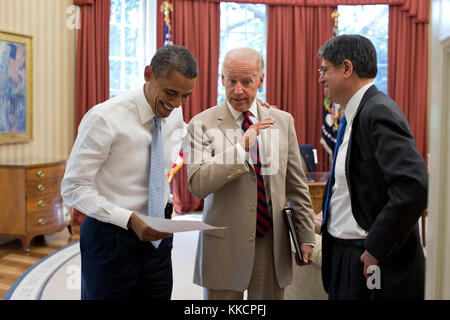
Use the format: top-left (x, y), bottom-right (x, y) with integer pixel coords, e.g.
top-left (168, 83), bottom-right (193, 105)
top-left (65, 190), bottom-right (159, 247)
top-left (318, 35), bottom-right (427, 300)
top-left (61, 45), bottom-right (198, 299)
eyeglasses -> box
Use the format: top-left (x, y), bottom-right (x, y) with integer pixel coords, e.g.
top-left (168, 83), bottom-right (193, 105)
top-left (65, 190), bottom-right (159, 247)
top-left (318, 65), bottom-right (330, 77)
top-left (318, 62), bottom-right (343, 77)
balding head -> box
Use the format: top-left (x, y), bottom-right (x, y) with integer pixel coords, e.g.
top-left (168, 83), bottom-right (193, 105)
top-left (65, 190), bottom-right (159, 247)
top-left (222, 47), bottom-right (264, 76)
top-left (221, 47), bottom-right (265, 112)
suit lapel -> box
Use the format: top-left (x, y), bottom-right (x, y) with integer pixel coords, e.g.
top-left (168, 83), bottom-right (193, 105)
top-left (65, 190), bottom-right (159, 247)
top-left (217, 100), bottom-right (241, 145)
top-left (345, 85), bottom-right (379, 185)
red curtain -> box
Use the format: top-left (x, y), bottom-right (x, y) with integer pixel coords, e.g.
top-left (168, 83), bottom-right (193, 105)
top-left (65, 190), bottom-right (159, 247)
top-left (203, 0), bottom-right (405, 5)
top-left (72, 0), bottom-right (111, 225)
top-left (266, 5), bottom-right (335, 171)
top-left (263, 0), bottom-right (430, 167)
top-left (388, 0), bottom-right (430, 161)
top-left (153, 0), bottom-right (429, 212)
top-left (157, 0), bottom-right (220, 213)
top-left (74, 0), bottom-right (110, 129)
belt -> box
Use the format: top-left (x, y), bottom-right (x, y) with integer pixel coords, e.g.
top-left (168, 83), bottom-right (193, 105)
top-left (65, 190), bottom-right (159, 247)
top-left (331, 236), bottom-right (365, 248)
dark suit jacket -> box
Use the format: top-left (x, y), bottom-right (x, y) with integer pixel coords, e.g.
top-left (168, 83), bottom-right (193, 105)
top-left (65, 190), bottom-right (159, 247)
top-left (321, 85), bottom-right (428, 299)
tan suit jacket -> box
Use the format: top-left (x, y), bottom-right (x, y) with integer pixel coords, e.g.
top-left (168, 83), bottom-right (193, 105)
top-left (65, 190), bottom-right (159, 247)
top-left (187, 100), bottom-right (315, 291)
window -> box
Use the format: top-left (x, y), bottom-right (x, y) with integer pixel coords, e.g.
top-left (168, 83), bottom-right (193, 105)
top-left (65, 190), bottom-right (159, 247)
top-left (337, 5), bottom-right (389, 94)
top-left (217, 3), bottom-right (267, 105)
top-left (109, 0), bottom-right (156, 98)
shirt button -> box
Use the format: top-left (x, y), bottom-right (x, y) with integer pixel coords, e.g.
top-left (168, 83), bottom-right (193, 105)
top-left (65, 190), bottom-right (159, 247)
top-left (250, 206), bottom-right (256, 212)
top-left (248, 236), bottom-right (255, 242)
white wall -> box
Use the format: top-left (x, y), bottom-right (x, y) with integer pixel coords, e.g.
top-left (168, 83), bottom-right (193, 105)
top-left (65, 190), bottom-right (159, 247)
top-left (0, 0), bottom-right (76, 162)
top-left (426, 0), bottom-right (450, 299)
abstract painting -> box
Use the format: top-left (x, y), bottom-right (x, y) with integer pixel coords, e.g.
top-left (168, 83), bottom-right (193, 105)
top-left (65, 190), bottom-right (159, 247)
top-left (0, 30), bottom-right (32, 144)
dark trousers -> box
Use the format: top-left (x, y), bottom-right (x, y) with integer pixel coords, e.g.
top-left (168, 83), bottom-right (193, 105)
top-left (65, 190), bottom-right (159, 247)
top-left (327, 236), bottom-right (376, 300)
top-left (80, 216), bottom-right (173, 300)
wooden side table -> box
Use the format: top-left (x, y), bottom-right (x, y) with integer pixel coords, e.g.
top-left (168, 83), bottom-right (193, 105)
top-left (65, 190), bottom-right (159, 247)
top-left (0, 159), bottom-right (73, 252)
top-left (306, 171), bottom-right (329, 214)
top-left (307, 182), bottom-right (326, 215)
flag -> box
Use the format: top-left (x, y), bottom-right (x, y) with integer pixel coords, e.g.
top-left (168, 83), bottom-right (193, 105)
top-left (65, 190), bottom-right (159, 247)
top-left (160, 1), bottom-right (173, 46)
top-left (168, 152), bottom-right (184, 182)
top-left (320, 10), bottom-right (342, 159)
top-left (320, 98), bottom-right (343, 157)
top-left (160, 2), bottom-right (182, 181)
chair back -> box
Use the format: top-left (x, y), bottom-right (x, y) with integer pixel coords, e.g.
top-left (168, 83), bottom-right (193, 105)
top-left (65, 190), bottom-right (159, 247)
top-left (299, 144), bottom-right (317, 172)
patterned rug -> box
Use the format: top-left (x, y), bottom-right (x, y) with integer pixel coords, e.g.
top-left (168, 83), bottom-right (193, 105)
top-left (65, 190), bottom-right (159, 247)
top-left (5, 215), bottom-right (204, 300)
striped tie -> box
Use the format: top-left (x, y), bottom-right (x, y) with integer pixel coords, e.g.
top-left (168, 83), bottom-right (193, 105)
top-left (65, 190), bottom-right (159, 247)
top-left (241, 111), bottom-right (271, 238)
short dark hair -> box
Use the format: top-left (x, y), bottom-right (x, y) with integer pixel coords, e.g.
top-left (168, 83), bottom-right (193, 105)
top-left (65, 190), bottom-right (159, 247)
top-left (317, 34), bottom-right (377, 79)
top-left (150, 45), bottom-right (198, 79)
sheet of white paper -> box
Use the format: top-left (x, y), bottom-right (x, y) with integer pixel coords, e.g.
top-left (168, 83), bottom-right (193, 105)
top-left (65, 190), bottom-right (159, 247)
top-left (136, 213), bottom-right (227, 233)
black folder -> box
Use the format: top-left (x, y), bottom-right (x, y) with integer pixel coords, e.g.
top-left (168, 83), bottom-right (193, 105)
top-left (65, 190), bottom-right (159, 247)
top-left (283, 207), bottom-right (303, 263)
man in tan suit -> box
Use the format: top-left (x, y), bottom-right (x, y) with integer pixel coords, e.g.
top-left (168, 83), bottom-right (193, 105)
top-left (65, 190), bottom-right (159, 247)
top-left (186, 48), bottom-right (315, 300)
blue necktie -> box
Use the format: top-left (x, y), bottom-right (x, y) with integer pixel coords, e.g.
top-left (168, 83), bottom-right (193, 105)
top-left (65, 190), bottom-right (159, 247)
top-left (148, 116), bottom-right (165, 248)
top-left (321, 115), bottom-right (347, 232)
top-left (242, 111), bottom-right (271, 238)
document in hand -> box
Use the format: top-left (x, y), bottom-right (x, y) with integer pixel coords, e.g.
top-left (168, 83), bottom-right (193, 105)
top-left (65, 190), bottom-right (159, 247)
top-left (136, 213), bottom-right (228, 233)
top-left (283, 207), bottom-right (303, 263)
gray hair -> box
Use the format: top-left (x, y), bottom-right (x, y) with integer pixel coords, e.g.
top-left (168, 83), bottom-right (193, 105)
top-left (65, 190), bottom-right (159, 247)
top-left (317, 34), bottom-right (377, 79)
top-left (150, 45), bottom-right (198, 79)
top-left (222, 47), bottom-right (264, 76)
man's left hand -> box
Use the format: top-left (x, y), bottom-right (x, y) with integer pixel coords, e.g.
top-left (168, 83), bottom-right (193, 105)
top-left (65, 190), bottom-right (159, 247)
top-left (360, 250), bottom-right (379, 279)
top-left (257, 98), bottom-right (280, 109)
top-left (295, 244), bottom-right (313, 266)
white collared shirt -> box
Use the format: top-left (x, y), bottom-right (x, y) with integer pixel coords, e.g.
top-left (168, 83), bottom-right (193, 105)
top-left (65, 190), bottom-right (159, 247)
top-left (61, 86), bottom-right (186, 230)
top-left (226, 99), bottom-right (259, 128)
top-left (226, 99), bottom-right (271, 170)
top-left (328, 82), bottom-right (374, 239)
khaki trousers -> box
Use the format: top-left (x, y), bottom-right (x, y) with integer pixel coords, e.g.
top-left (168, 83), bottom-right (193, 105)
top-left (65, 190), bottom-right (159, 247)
top-left (204, 229), bottom-right (284, 300)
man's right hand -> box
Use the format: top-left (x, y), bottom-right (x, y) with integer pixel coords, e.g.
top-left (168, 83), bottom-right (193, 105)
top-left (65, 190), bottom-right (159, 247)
top-left (128, 213), bottom-right (172, 241)
top-left (240, 118), bottom-right (275, 151)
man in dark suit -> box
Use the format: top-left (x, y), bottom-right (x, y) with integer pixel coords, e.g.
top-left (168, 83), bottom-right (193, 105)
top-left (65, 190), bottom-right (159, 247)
top-left (317, 35), bottom-right (428, 300)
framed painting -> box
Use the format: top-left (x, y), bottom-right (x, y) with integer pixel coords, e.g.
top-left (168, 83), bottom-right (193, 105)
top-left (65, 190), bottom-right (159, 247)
top-left (0, 30), bottom-right (33, 144)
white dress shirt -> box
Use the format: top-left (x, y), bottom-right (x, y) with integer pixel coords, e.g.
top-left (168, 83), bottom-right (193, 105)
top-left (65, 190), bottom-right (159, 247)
top-left (328, 82), bottom-right (373, 239)
top-left (226, 99), bottom-right (259, 157)
top-left (61, 86), bottom-right (186, 230)
top-left (226, 99), bottom-right (271, 169)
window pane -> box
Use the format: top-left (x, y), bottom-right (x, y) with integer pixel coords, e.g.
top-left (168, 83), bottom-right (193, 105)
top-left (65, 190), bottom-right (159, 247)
top-left (110, 60), bottom-right (121, 90)
top-left (125, 0), bottom-right (142, 26)
top-left (110, 25), bottom-right (121, 57)
top-left (337, 5), bottom-right (389, 94)
top-left (109, 0), bottom-right (146, 96)
top-left (110, 0), bottom-right (122, 24)
top-left (125, 61), bottom-right (139, 91)
top-left (125, 27), bottom-right (138, 58)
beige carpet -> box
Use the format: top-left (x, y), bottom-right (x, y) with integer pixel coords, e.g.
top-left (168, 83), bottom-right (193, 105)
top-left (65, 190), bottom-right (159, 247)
top-left (5, 215), bottom-right (204, 300)
top-left (6, 215), bottom-right (333, 300)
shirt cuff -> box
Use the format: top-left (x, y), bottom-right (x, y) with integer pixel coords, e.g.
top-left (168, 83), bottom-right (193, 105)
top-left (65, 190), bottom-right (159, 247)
top-left (111, 206), bottom-right (133, 230)
top-left (301, 242), bottom-right (315, 248)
